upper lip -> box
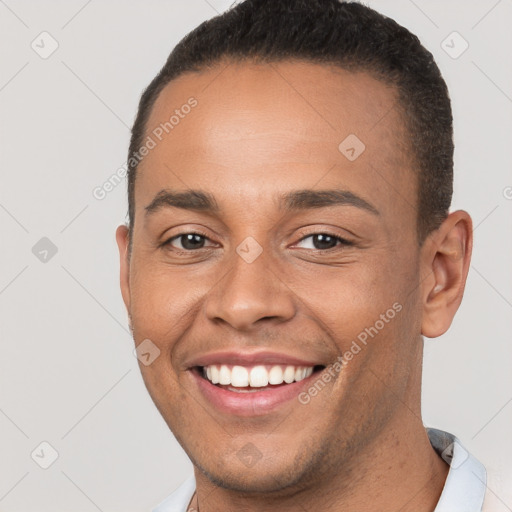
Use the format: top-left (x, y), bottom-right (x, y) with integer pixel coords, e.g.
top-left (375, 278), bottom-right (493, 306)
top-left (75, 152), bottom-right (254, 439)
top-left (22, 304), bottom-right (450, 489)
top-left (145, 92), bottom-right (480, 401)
top-left (186, 350), bottom-right (326, 368)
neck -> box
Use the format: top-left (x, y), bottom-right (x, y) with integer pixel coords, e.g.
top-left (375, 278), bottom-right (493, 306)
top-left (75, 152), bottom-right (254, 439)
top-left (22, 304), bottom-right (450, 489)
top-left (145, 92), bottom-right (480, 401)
top-left (191, 413), bottom-right (449, 512)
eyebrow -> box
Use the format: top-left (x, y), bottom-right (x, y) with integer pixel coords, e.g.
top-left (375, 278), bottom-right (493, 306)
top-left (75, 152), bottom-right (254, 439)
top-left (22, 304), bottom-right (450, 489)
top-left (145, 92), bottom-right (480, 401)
top-left (144, 188), bottom-right (380, 217)
top-left (280, 189), bottom-right (380, 216)
top-left (145, 189), bottom-right (220, 215)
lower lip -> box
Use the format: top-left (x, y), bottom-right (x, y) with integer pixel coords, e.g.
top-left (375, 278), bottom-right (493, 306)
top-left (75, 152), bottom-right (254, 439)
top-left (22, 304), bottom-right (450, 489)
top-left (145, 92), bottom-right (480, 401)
top-left (190, 368), bottom-right (321, 416)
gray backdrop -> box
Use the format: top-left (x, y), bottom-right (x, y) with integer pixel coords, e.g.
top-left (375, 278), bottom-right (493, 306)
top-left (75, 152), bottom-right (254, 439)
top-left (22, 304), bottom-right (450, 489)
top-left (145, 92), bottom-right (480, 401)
top-left (0, 0), bottom-right (511, 510)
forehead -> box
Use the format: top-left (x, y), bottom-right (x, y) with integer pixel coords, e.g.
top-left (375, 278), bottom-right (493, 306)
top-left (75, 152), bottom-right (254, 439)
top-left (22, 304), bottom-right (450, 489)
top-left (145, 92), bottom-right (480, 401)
top-left (136, 59), bottom-right (415, 224)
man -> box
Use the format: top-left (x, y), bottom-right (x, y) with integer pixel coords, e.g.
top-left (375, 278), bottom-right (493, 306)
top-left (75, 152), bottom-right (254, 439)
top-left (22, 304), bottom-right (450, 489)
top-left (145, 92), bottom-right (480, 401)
top-left (116, 0), bottom-right (488, 510)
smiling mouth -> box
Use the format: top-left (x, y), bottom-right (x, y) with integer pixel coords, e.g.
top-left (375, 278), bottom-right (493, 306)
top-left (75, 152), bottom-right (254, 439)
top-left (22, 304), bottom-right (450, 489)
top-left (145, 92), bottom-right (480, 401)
top-left (194, 364), bottom-right (326, 393)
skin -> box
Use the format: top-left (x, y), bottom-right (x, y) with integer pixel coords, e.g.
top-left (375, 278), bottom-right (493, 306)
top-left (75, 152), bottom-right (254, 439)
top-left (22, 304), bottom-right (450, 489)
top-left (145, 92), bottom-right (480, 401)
top-left (116, 59), bottom-right (472, 511)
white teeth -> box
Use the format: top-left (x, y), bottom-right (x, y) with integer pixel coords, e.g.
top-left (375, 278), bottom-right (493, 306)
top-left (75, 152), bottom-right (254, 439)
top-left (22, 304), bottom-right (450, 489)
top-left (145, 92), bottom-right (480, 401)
top-left (231, 365), bottom-right (249, 387)
top-left (219, 365), bottom-right (231, 385)
top-left (283, 366), bottom-right (295, 383)
top-left (268, 365), bottom-right (283, 385)
top-left (250, 365), bottom-right (269, 387)
top-left (210, 365), bottom-right (220, 384)
top-left (201, 364), bottom-right (318, 388)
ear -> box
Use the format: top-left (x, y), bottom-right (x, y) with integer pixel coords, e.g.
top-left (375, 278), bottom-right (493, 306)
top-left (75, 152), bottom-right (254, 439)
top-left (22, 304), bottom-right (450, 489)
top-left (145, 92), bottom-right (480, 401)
top-left (115, 224), bottom-right (132, 324)
top-left (420, 210), bottom-right (473, 338)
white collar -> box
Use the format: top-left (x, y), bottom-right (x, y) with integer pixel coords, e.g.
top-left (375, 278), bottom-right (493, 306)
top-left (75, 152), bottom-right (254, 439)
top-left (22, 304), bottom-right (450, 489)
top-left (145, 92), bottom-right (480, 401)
top-left (427, 428), bottom-right (487, 511)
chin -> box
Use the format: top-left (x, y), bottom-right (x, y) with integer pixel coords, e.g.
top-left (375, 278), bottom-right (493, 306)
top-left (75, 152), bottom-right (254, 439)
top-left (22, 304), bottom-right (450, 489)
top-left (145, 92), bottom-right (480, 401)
top-left (191, 441), bottom-right (329, 497)
top-left (200, 463), bottom-right (306, 494)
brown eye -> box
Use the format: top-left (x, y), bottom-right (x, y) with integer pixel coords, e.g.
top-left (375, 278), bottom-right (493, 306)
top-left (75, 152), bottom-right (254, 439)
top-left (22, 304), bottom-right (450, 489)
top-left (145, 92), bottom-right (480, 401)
top-left (296, 233), bottom-right (353, 250)
top-left (164, 233), bottom-right (212, 250)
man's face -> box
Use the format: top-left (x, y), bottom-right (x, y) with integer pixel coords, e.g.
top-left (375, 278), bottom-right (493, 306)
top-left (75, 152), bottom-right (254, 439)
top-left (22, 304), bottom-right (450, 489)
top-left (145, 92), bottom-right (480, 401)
top-left (118, 60), bottom-right (425, 492)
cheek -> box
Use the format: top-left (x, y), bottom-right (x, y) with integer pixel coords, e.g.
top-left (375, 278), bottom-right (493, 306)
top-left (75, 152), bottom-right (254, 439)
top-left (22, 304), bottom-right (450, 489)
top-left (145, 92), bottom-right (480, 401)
top-left (289, 254), bottom-right (418, 381)
top-left (127, 269), bottom-right (200, 410)
top-left (286, 258), bottom-right (399, 335)
top-left (129, 265), bottom-right (200, 340)
top-left (128, 268), bottom-right (191, 413)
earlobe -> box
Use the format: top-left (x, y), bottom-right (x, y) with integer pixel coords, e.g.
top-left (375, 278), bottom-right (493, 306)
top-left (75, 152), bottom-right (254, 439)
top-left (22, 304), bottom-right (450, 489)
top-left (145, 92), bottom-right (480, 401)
top-left (115, 224), bottom-right (131, 314)
top-left (421, 211), bottom-right (473, 338)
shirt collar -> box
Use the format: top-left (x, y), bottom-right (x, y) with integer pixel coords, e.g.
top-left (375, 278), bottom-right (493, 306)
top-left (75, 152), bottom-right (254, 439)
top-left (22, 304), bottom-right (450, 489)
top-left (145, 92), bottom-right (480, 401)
top-left (427, 428), bottom-right (487, 511)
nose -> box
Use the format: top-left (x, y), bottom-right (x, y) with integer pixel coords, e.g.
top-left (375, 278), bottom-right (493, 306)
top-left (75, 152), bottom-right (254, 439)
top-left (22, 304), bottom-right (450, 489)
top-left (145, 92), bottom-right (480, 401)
top-left (204, 245), bottom-right (296, 331)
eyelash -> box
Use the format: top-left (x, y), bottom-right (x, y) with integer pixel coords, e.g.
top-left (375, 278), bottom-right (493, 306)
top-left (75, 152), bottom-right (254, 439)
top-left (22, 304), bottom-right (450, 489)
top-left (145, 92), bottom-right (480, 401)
top-left (161, 230), bottom-right (354, 252)
top-left (295, 232), bottom-right (354, 250)
top-left (161, 230), bottom-right (213, 251)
